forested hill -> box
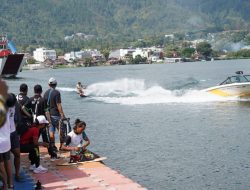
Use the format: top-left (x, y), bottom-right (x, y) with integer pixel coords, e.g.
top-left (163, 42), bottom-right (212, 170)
top-left (1, 0), bottom-right (249, 50)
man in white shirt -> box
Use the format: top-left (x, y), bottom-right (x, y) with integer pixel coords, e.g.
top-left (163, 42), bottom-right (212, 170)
top-left (7, 93), bottom-right (25, 182)
top-left (0, 93), bottom-right (19, 189)
top-left (0, 106), bottom-right (11, 190)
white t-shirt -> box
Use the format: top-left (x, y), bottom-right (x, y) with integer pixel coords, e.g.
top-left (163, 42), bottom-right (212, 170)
top-left (8, 106), bottom-right (16, 133)
top-left (66, 131), bottom-right (83, 147)
top-left (0, 112), bottom-right (11, 153)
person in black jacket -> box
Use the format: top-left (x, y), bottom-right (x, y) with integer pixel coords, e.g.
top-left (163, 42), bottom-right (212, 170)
top-left (22, 85), bottom-right (57, 159)
top-left (13, 84), bottom-right (29, 182)
top-left (22, 84), bottom-right (49, 121)
top-left (15, 83), bottom-right (31, 134)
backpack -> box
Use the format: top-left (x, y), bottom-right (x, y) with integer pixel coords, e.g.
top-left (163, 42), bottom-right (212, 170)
top-left (16, 96), bottom-right (40, 136)
top-left (59, 118), bottom-right (71, 144)
top-left (14, 94), bottom-right (27, 124)
top-left (32, 97), bottom-right (40, 123)
top-left (15, 95), bottom-right (32, 136)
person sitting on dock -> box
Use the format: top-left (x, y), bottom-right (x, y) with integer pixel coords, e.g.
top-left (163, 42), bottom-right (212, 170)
top-left (20, 115), bottom-right (49, 174)
top-left (61, 118), bottom-right (90, 162)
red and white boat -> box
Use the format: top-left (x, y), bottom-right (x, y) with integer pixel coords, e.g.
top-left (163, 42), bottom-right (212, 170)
top-left (0, 34), bottom-right (25, 78)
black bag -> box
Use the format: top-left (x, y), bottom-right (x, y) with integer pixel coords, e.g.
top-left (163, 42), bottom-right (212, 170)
top-left (59, 118), bottom-right (71, 144)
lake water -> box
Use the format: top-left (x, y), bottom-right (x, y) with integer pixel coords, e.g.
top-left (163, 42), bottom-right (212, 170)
top-left (6, 59), bottom-right (250, 190)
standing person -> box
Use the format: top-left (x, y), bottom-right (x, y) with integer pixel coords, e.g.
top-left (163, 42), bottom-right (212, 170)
top-left (0, 110), bottom-right (11, 190)
top-left (7, 93), bottom-right (26, 183)
top-left (0, 80), bottom-right (9, 190)
top-left (15, 83), bottom-right (31, 139)
top-left (13, 84), bottom-right (32, 182)
top-left (0, 93), bottom-right (17, 189)
top-left (76, 82), bottom-right (85, 96)
top-left (22, 85), bottom-right (57, 160)
top-left (43, 78), bottom-right (66, 151)
top-left (20, 115), bottom-right (49, 174)
top-left (15, 83), bottom-right (29, 122)
top-left (22, 84), bottom-right (51, 125)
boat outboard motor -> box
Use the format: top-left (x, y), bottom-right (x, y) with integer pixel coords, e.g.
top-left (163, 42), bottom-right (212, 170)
top-left (236, 71), bottom-right (243, 75)
top-left (7, 41), bottom-right (17, 54)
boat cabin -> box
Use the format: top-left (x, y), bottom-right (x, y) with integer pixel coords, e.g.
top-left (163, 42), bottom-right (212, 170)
top-left (220, 72), bottom-right (250, 85)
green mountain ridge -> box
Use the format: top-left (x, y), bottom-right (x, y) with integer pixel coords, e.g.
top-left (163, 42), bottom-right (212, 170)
top-left (1, 0), bottom-right (249, 50)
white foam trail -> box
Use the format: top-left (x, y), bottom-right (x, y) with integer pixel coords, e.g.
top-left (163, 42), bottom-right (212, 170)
top-left (58, 78), bottom-right (246, 105)
top-left (85, 78), bottom-right (242, 105)
top-left (86, 78), bottom-right (146, 97)
top-left (93, 89), bottom-right (239, 105)
top-left (57, 87), bottom-right (76, 92)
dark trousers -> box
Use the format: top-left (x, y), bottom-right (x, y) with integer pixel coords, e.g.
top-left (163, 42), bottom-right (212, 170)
top-left (20, 144), bottom-right (40, 167)
top-left (39, 127), bottom-right (57, 157)
top-left (40, 127), bottom-right (50, 143)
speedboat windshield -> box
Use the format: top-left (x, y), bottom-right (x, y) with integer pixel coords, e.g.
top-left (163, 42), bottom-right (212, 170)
top-left (220, 75), bottom-right (250, 85)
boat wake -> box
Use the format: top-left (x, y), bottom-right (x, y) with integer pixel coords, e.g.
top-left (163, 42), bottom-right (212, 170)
top-left (57, 87), bottom-right (77, 92)
top-left (58, 78), bottom-right (244, 105)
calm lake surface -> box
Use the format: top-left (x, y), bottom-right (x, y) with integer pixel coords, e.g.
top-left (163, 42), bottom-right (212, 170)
top-left (6, 59), bottom-right (250, 190)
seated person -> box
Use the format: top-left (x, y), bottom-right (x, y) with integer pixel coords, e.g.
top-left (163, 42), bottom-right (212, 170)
top-left (20, 115), bottom-right (49, 174)
top-left (235, 76), bottom-right (241, 83)
top-left (61, 119), bottom-right (90, 162)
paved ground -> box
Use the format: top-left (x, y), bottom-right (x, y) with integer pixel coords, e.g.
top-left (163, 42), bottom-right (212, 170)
top-left (18, 146), bottom-right (147, 190)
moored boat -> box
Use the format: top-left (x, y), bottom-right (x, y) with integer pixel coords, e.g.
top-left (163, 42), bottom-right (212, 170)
top-left (0, 34), bottom-right (25, 78)
top-left (203, 71), bottom-right (250, 97)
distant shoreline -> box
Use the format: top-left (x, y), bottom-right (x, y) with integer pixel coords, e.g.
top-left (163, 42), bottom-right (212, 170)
top-left (22, 57), bottom-right (250, 71)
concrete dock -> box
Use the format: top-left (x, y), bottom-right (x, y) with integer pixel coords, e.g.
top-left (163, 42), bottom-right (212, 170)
top-left (19, 146), bottom-right (147, 190)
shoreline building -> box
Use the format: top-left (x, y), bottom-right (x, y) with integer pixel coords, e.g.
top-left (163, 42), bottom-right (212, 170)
top-left (64, 49), bottom-right (103, 62)
top-left (33, 48), bottom-right (56, 62)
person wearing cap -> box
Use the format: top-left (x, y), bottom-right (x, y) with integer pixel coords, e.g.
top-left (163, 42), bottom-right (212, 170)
top-left (43, 77), bottom-right (66, 151)
top-left (20, 115), bottom-right (49, 174)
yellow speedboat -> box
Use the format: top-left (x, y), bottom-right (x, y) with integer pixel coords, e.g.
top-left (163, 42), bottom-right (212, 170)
top-left (203, 71), bottom-right (250, 97)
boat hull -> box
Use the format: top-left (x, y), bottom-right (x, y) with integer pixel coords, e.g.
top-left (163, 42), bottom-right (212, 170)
top-left (0, 54), bottom-right (25, 78)
top-left (203, 83), bottom-right (250, 97)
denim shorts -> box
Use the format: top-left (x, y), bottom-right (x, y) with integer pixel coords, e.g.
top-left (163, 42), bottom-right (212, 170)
top-left (49, 116), bottom-right (61, 133)
top-left (0, 151), bottom-right (10, 162)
